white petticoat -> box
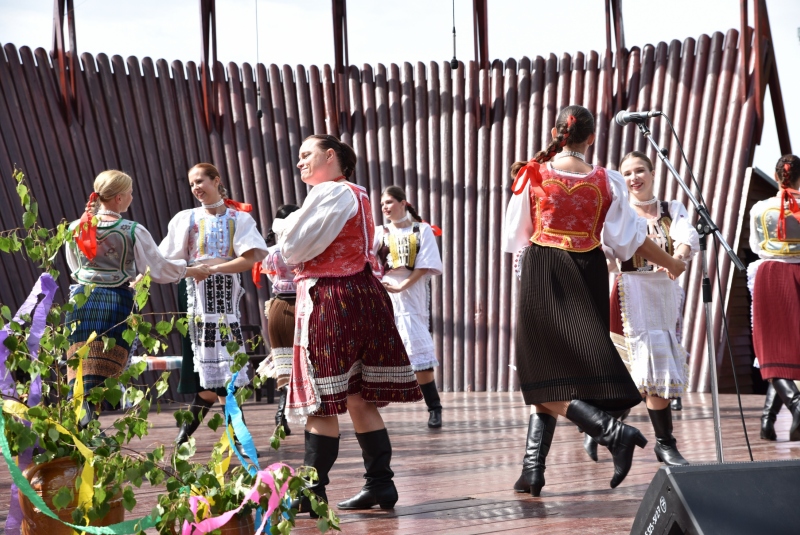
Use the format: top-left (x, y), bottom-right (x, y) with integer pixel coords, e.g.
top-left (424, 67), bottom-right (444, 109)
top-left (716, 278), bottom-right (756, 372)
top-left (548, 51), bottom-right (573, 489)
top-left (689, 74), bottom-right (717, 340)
top-left (383, 269), bottom-right (439, 371)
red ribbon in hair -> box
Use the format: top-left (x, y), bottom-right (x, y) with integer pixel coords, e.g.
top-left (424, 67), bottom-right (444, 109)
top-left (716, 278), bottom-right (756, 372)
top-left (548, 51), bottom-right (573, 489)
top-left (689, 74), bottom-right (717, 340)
top-left (561, 115), bottom-right (576, 146)
top-left (252, 261), bottom-right (264, 288)
top-left (511, 159), bottom-right (547, 198)
top-left (777, 186), bottom-right (800, 241)
top-left (425, 223), bottom-right (443, 237)
top-left (223, 198), bottom-right (253, 212)
top-left (74, 192), bottom-right (99, 260)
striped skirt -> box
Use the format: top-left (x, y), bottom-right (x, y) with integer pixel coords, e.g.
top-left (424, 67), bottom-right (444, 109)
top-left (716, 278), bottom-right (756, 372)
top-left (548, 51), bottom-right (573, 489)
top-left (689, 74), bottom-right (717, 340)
top-left (287, 266), bottom-right (422, 420)
top-left (257, 295), bottom-right (296, 389)
top-left (65, 285), bottom-right (134, 394)
top-left (515, 244), bottom-right (642, 411)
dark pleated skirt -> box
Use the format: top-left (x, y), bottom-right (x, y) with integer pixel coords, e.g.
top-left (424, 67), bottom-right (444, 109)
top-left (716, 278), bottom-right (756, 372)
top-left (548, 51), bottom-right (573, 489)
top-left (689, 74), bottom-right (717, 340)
top-left (753, 261), bottom-right (800, 381)
top-left (515, 244), bottom-right (642, 411)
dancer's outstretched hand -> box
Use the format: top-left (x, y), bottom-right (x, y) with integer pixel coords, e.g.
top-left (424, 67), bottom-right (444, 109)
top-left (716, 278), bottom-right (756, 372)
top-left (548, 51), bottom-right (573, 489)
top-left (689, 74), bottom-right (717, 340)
top-left (665, 256), bottom-right (686, 280)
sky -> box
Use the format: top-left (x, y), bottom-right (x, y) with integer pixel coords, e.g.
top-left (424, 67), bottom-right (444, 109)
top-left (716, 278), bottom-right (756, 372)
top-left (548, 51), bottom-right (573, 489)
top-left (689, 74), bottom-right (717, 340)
top-left (1, 0), bottom-right (798, 174)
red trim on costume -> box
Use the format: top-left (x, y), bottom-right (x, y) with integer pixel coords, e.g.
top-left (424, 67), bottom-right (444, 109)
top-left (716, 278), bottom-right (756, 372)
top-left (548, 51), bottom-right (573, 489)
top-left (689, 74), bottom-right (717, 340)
top-left (252, 261), bottom-right (263, 288)
top-left (512, 159), bottom-right (547, 198)
top-left (777, 187), bottom-right (800, 241)
top-left (223, 198), bottom-right (252, 212)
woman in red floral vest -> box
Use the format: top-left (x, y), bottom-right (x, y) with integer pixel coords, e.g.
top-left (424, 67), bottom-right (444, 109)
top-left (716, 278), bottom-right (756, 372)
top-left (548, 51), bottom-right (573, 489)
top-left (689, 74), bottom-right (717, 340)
top-left (273, 134), bottom-right (422, 515)
top-left (502, 105), bottom-right (686, 496)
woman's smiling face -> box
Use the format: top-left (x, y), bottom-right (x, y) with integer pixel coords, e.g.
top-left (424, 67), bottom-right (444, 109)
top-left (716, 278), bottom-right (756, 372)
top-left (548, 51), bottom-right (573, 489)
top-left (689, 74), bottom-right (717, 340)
top-left (380, 194), bottom-right (406, 222)
top-left (621, 157), bottom-right (655, 200)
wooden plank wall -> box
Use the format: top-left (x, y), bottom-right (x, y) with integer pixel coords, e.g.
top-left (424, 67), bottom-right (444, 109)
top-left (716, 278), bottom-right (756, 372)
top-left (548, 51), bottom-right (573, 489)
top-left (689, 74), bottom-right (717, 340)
top-left (0, 27), bottom-right (766, 392)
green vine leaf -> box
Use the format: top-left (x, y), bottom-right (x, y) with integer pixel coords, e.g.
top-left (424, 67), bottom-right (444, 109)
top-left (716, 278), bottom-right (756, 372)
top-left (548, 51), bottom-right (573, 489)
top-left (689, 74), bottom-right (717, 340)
top-left (102, 336), bottom-right (116, 352)
top-left (51, 486), bottom-right (74, 511)
top-left (122, 485), bottom-right (136, 512)
top-left (155, 319), bottom-right (173, 337)
top-left (175, 317), bottom-right (189, 337)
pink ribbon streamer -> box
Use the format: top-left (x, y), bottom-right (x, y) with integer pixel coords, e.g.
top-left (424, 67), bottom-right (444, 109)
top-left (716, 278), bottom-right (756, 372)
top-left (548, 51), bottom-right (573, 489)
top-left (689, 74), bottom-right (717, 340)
top-left (181, 463), bottom-right (294, 535)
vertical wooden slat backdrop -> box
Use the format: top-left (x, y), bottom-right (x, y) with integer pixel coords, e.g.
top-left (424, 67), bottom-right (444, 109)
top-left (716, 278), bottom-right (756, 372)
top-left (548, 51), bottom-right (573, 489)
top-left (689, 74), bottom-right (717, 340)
top-left (0, 27), bottom-right (772, 392)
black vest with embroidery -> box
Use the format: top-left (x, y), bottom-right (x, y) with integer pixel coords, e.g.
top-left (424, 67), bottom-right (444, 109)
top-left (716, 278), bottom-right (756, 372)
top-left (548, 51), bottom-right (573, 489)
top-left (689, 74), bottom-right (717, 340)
top-left (378, 223), bottom-right (422, 272)
top-left (620, 201), bottom-right (674, 272)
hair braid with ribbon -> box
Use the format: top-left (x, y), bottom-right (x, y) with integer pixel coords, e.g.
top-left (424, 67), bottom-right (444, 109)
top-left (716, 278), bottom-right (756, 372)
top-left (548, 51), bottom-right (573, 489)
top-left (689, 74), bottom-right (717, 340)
top-left (510, 105), bottom-right (595, 197)
top-left (775, 154), bottom-right (800, 240)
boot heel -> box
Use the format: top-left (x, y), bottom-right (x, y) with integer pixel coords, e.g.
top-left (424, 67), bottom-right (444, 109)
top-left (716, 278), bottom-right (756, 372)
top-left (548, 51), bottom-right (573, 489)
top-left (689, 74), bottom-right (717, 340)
top-left (530, 483), bottom-right (544, 497)
top-left (379, 501), bottom-right (397, 510)
top-left (634, 432), bottom-right (648, 449)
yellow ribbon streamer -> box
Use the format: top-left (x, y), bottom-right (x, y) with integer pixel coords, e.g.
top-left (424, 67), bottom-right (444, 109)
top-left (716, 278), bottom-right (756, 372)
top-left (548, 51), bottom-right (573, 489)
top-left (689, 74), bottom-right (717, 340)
top-left (72, 331), bottom-right (98, 422)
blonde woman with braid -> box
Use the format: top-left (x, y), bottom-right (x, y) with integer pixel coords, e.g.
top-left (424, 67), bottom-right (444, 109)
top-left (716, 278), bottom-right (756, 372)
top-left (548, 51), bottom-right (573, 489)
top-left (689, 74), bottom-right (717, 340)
top-left (502, 105), bottom-right (686, 496)
top-left (66, 170), bottom-right (210, 428)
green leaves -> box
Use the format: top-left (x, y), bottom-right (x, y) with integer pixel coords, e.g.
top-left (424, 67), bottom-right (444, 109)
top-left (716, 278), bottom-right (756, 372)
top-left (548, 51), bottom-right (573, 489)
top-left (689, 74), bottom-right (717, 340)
top-left (175, 317), bottom-right (189, 337)
top-left (51, 486), bottom-right (74, 511)
top-left (155, 319), bottom-right (173, 337)
top-left (102, 336), bottom-right (116, 352)
top-left (133, 269), bottom-right (152, 311)
top-left (122, 485), bottom-right (136, 512)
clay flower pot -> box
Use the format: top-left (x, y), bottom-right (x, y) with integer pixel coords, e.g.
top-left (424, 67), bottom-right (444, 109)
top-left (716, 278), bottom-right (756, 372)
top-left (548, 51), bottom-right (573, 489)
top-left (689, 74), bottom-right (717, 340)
top-left (18, 456), bottom-right (124, 535)
top-left (218, 512), bottom-right (255, 535)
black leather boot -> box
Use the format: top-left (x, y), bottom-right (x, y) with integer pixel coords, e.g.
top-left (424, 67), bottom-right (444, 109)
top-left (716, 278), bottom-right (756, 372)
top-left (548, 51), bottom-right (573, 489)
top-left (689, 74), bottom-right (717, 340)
top-left (229, 409), bottom-right (262, 459)
top-left (175, 395), bottom-right (214, 445)
top-left (671, 397), bottom-right (682, 411)
top-left (296, 431), bottom-right (340, 517)
top-left (565, 400), bottom-right (647, 488)
top-left (420, 381), bottom-right (442, 428)
top-left (771, 379), bottom-right (800, 441)
top-left (582, 409), bottom-right (629, 462)
top-left (648, 407), bottom-right (689, 466)
top-left (337, 428), bottom-right (398, 510)
top-left (513, 413), bottom-right (557, 496)
top-left (275, 387), bottom-right (291, 436)
top-left (761, 383), bottom-right (783, 441)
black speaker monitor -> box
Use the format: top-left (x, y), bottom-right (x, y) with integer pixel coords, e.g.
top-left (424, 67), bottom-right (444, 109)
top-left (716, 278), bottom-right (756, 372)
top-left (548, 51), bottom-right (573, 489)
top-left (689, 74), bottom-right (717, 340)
top-left (630, 460), bottom-right (800, 535)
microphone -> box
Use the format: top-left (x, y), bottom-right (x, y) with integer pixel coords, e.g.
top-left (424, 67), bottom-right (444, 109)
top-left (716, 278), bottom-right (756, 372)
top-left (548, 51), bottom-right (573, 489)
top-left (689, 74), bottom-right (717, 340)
top-left (615, 109), bottom-right (662, 126)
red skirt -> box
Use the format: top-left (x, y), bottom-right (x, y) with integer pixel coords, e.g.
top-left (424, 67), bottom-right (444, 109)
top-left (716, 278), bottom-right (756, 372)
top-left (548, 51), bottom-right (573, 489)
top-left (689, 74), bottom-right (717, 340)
top-left (752, 261), bottom-right (800, 381)
top-left (288, 266), bottom-right (422, 418)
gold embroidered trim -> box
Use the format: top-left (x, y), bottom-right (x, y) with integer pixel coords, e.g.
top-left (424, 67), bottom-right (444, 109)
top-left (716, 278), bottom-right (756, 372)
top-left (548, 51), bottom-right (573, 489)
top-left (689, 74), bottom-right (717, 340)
top-left (531, 179), bottom-right (605, 252)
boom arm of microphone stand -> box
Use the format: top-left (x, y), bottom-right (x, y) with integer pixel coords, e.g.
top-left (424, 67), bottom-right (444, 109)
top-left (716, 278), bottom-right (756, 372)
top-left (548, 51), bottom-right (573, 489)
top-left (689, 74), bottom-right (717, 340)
top-left (636, 123), bottom-right (746, 272)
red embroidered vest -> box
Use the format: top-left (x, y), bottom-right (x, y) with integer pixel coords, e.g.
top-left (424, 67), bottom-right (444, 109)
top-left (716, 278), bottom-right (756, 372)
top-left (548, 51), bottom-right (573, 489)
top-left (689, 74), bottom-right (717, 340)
top-left (297, 182), bottom-right (380, 280)
top-left (529, 166), bottom-right (613, 252)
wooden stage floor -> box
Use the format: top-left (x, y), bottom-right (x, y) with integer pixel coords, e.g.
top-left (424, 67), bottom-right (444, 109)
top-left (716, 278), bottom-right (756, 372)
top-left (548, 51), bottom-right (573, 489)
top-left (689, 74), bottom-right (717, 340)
top-left (2, 392), bottom-right (799, 534)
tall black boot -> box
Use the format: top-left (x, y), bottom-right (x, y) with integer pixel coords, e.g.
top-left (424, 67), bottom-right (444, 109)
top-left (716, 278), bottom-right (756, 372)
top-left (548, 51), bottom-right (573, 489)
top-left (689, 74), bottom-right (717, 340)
top-left (229, 409), bottom-right (262, 459)
top-left (648, 407), bottom-right (689, 466)
top-left (297, 431), bottom-right (340, 517)
top-left (671, 397), bottom-right (682, 411)
top-left (275, 387), bottom-right (291, 436)
top-left (175, 395), bottom-right (214, 445)
top-left (419, 381), bottom-right (442, 428)
top-left (565, 401), bottom-right (647, 488)
top-left (583, 408), bottom-right (629, 463)
top-left (337, 428), bottom-right (398, 510)
top-left (761, 383), bottom-right (783, 441)
top-left (771, 379), bottom-right (800, 441)
top-left (513, 413), bottom-right (557, 496)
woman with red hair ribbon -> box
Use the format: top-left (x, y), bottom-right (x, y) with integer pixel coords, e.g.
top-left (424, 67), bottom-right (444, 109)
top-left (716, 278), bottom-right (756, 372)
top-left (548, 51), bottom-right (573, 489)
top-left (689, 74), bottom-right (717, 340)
top-left (748, 154), bottom-right (800, 441)
top-left (66, 170), bottom-right (210, 428)
top-left (502, 105), bottom-right (686, 496)
top-left (159, 163), bottom-right (268, 447)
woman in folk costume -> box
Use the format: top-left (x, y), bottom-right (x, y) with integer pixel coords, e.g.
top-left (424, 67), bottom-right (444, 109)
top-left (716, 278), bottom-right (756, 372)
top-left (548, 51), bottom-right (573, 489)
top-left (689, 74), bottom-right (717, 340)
top-left (584, 151), bottom-right (698, 466)
top-left (257, 203), bottom-right (301, 436)
top-left (376, 186), bottom-right (444, 428)
top-left (749, 154), bottom-right (800, 441)
top-left (274, 134), bottom-right (421, 514)
top-left (159, 163), bottom-right (268, 446)
top-left (502, 105), bottom-right (686, 496)
top-left (66, 170), bottom-right (210, 427)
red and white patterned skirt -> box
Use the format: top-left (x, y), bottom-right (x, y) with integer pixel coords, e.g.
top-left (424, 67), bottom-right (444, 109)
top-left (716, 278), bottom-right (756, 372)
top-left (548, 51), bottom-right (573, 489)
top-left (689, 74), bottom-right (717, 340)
top-left (751, 260), bottom-right (800, 381)
top-left (287, 266), bottom-right (422, 420)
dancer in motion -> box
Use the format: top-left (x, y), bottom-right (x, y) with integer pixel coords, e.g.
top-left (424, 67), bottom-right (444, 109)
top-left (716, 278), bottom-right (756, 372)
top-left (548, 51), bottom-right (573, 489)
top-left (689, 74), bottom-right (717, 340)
top-left (749, 154), bottom-right (800, 441)
top-left (159, 163), bottom-right (268, 447)
top-left (377, 186), bottom-right (444, 428)
top-left (274, 134), bottom-right (421, 514)
top-left (66, 170), bottom-right (210, 428)
top-left (587, 151), bottom-right (699, 466)
top-left (258, 204), bottom-right (301, 436)
top-left (502, 105), bottom-right (686, 495)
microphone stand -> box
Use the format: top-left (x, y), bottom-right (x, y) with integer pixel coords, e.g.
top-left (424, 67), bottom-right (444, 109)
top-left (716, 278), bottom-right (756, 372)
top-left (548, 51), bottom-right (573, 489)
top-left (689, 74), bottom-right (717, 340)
top-left (636, 121), bottom-right (746, 463)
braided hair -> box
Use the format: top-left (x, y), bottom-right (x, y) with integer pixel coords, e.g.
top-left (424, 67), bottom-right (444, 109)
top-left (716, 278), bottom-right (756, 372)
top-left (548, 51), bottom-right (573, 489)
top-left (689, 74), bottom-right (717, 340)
top-left (305, 134), bottom-right (357, 179)
top-left (776, 155), bottom-right (800, 189)
top-left (510, 105), bottom-right (595, 178)
top-left (382, 186), bottom-right (423, 222)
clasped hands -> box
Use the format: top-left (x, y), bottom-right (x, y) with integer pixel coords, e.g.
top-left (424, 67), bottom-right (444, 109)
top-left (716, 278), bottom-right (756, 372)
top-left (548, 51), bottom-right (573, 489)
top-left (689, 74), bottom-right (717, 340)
top-left (186, 263), bottom-right (213, 281)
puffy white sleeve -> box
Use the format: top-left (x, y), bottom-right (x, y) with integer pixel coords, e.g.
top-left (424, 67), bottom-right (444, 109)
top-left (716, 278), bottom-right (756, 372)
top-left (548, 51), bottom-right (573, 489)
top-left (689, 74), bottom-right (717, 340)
top-left (233, 212), bottom-right (268, 261)
top-left (64, 220), bottom-right (80, 274)
top-left (414, 224), bottom-right (443, 275)
top-left (502, 183), bottom-right (533, 254)
top-left (159, 210), bottom-right (192, 262)
top-left (134, 224), bottom-right (188, 283)
top-left (667, 200), bottom-right (700, 256)
top-left (275, 181), bottom-right (359, 265)
top-left (749, 201), bottom-right (764, 255)
top-left (601, 170), bottom-right (647, 261)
